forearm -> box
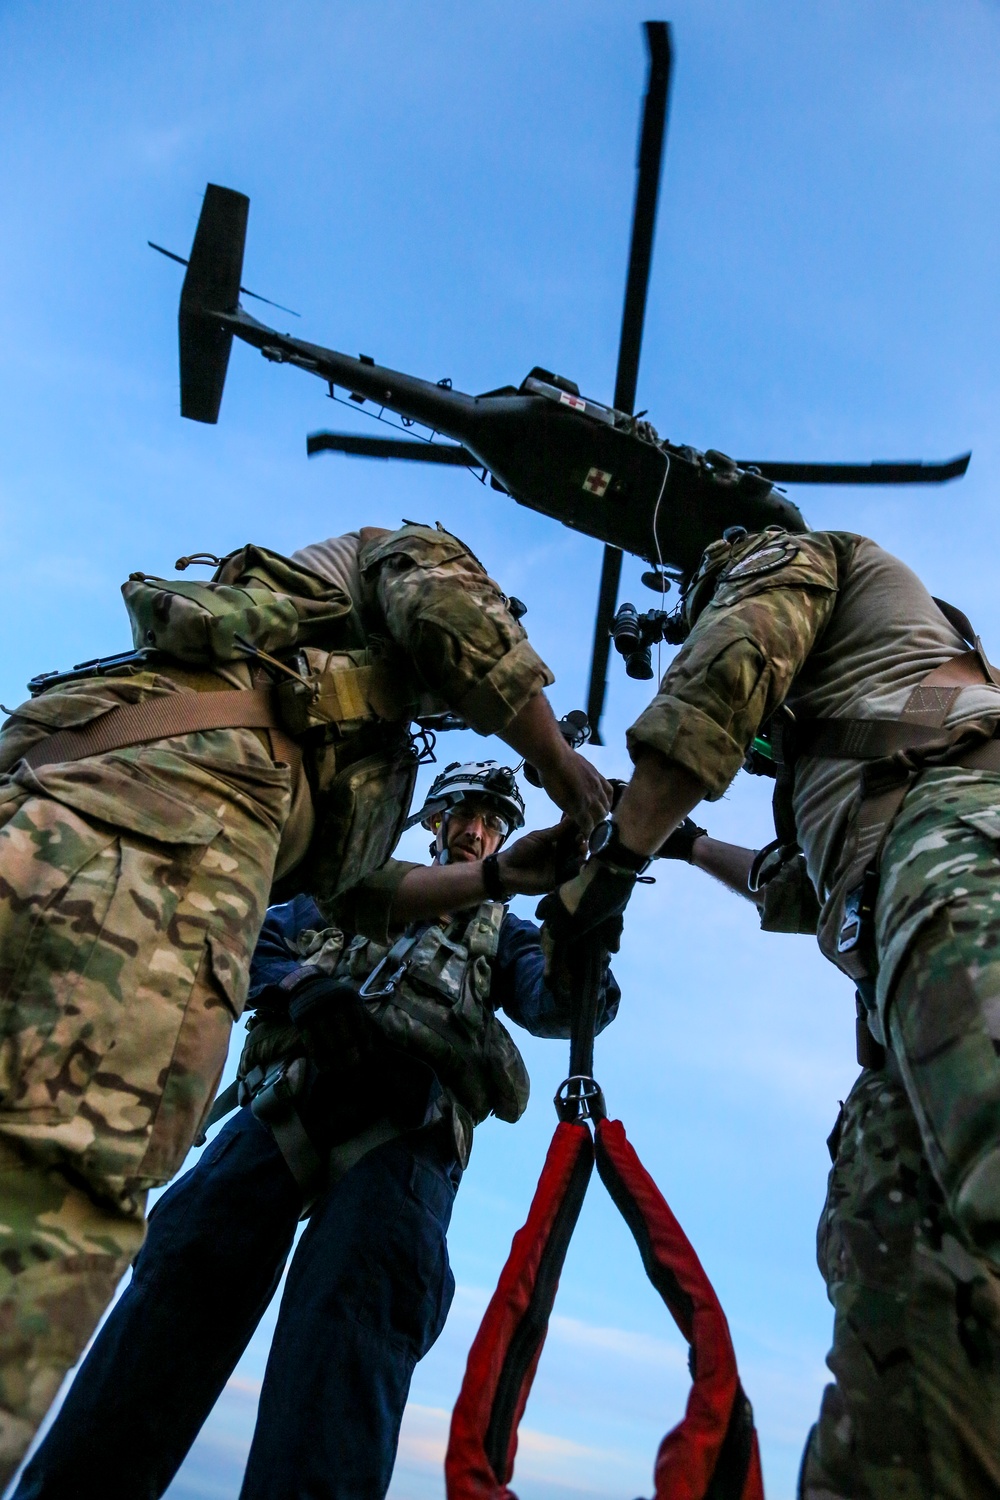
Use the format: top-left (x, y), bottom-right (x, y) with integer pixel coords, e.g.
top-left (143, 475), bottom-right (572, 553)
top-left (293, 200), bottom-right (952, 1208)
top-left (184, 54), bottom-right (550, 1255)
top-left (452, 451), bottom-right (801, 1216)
top-left (390, 861), bottom-right (492, 924)
top-left (613, 749), bottom-right (706, 857)
top-left (500, 693), bottom-right (610, 835)
top-left (691, 836), bottom-right (759, 904)
top-left (499, 690), bottom-right (567, 770)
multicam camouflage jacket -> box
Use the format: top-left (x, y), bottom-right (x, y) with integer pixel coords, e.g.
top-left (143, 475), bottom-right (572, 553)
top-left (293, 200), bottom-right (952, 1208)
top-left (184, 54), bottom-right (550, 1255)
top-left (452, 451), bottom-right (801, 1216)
top-left (627, 526), bottom-right (1000, 972)
top-left (0, 525), bottom-right (553, 917)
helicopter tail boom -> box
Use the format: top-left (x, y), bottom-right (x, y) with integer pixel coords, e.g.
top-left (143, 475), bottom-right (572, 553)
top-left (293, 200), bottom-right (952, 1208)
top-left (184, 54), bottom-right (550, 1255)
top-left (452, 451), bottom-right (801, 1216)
top-left (179, 184), bottom-right (249, 423)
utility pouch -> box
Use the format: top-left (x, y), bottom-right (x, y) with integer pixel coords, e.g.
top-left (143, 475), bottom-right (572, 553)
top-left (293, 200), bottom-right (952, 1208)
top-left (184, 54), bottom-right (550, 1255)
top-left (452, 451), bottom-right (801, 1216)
top-left (355, 903), bottom-right (530, 1126)
top-left (275, 648), bottom-right (413, 738)
top-left (305, 745), bottom-right (418, 909)
top-left (856, 1015), bottom-right (887, 1071)
top-left (121, 544), bottom-right (358, 667)
top-left (122, 575), bottom-right (304, 665)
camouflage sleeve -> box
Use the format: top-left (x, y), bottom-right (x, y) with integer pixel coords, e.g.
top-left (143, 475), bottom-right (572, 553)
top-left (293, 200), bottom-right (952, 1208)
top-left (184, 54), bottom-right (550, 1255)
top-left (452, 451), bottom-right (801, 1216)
top-left (627, 531), bottom-right (840, 798)
top-left (358, 525), bottom-right (554, 736)
top-left (324, 857), bottom-right (422, 944)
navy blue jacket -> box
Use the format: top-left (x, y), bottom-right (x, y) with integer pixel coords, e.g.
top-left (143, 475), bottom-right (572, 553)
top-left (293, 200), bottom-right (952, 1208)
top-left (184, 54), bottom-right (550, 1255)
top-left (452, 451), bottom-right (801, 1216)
top-left (249, 893), bottom-right (620, 1040)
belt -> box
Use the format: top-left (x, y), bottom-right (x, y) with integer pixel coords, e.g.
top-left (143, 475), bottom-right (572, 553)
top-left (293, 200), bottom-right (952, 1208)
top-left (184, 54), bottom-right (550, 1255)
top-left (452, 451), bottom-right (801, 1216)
top-left (20, 686), bottom-right (283, 773)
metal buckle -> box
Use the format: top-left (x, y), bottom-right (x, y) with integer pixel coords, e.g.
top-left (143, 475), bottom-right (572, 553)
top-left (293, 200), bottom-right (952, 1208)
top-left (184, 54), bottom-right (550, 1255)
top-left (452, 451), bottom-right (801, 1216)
top-left (838, 868), bottom-right (879, 955)
top-left (554, 1074), bottom-right (607, 1123)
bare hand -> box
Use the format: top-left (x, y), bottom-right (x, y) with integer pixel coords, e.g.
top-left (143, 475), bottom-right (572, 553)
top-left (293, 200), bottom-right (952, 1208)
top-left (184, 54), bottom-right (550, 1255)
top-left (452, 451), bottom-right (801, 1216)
top-left (498, 823), bottom-right (584, 896)
top-left (538, 749), bottom-right (611, 837)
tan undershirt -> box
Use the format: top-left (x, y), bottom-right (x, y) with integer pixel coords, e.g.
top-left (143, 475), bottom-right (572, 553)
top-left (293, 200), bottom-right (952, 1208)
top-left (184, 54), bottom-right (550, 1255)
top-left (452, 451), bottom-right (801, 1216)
top-left (290, 531), bottom-right (364, 611)
top-left (789, 537), bottom-right (1000, 897)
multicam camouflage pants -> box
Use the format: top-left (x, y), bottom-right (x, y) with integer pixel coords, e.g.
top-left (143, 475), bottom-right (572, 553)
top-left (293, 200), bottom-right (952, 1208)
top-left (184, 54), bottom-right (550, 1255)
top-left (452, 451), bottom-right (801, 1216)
top-left (800, 1070), bottom-right (1000, 1500)
top-left (802, 768), bottom-right (1000, 1499)
top-left (0, 724), bottom-right (289, 1482)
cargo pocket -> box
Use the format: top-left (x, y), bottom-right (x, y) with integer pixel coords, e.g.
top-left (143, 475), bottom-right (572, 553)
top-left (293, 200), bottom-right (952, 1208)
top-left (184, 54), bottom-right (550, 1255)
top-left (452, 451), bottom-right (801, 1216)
top-left (131, 938), bottom-right (243, 1189)
top-left (0, 785), bottom-right (222, 1125)
top-left (0, 797), bottom-right (121, 1114)
top-left (957, 808), bottom-right (1000, 847)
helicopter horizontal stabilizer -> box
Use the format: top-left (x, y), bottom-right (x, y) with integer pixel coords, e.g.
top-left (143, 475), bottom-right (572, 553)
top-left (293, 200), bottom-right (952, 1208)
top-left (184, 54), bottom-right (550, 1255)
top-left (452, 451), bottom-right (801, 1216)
top-left (179, 184), bottom-right (249, 423)
top-left (307, 432), bottom-right (477, 465)
top-left (741, 454), bottom-right (971, 485)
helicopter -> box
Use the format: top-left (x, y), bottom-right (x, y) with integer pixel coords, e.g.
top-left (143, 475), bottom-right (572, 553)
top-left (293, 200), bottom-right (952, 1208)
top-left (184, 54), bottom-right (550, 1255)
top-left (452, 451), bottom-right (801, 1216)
top-left (153, 21), bottom-right (970, 743)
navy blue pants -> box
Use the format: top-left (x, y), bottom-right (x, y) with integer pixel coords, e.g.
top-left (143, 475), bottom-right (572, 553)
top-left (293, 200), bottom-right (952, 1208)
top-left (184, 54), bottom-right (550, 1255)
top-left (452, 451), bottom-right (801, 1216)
top-left (14, 1107), bottom-right (459, 1500)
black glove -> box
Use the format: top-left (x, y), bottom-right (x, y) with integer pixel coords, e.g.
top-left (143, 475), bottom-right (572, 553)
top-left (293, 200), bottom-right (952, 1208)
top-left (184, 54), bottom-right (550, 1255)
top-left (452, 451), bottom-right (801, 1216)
top-left (536, 826), bottom-right (647, 949)
top-left (655, 816), bottom-right (708, 862)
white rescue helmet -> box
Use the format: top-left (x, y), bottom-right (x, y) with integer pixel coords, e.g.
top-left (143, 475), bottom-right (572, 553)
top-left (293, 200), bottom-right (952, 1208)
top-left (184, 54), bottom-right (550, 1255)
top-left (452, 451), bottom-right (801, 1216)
top-left (405, 760), bottom-right (525, 847)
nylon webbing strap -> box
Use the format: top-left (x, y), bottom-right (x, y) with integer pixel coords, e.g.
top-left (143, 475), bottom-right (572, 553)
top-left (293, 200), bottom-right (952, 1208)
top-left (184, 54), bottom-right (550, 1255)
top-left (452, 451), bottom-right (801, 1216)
top-left (328, 1116), bottom-right (401, 1186)
top-left (444, 1117), bottom-right (764, 1500)
top-left (595, 1119), bottom-right (764, 1500)
top-left (20, 687), bottom-right (280, 772)
top-left (801, 716), bottom-right (968, 760)
top-left (194, 1079), bottom-right (241, 1145)
top-left (315, 664), bottom-right (375, 723)
top-left (445, 1122), bottom-right (593, 1500)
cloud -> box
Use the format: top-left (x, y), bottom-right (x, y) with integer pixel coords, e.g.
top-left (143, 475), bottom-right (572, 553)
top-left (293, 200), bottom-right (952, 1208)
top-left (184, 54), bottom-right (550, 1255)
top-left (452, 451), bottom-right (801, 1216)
top-left (548, 1312), bottom-right (688, 1371)
top-left (395, 1402), bottom-right (641, 1489)
top-left (448, 1286), bottom-right (687, 1372)
top-left (224, 1375), bottom-right (262, 1399)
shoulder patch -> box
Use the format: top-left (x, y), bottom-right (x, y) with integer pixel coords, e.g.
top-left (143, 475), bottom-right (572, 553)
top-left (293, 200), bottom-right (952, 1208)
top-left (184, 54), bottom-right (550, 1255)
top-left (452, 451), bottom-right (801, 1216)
top-left (722, 539), bottom-right (799, 583)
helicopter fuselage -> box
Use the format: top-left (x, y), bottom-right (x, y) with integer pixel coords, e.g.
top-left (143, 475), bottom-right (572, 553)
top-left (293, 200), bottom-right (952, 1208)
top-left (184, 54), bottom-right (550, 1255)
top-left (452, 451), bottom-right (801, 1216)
top-left (218, 307), bottom-right (802, 575)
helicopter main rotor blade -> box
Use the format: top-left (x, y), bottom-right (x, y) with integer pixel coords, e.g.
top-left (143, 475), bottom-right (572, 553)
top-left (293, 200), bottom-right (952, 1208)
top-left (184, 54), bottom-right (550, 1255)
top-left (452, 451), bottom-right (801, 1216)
top-left (307, 432), bottom-right (478, 465)
top-left (613, 20), bottom-right (672, 416)
top-left (586, 22), bottom-right (672, 744)
top-left (585, 546), bottom-right (624, 747)
top-left (738, 454), bottom-right (971, 485)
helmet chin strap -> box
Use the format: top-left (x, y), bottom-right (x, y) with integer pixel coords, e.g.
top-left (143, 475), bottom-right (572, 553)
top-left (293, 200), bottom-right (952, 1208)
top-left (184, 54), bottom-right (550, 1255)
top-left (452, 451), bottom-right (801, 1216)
top-left (432, 811), bottom-right (451, 864)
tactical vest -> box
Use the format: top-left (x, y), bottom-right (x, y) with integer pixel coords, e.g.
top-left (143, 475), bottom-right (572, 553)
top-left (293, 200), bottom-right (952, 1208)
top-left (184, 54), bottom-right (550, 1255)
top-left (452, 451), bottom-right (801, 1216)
top-left (240, 902), bottom-right (530, 1131)
top-left (349, 902), bottom-right (531, 1126)
top-left (228, 902), bottom-right (530, 1205)
top-left (745, 584), bottom-right (1000, 984)
top-left (31, 542), bottom-right (432, 904)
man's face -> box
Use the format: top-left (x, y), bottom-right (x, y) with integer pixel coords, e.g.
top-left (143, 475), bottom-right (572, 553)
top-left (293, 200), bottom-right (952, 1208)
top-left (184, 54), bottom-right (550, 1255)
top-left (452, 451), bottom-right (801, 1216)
top-left (440, 797), bottom-right (507, 863)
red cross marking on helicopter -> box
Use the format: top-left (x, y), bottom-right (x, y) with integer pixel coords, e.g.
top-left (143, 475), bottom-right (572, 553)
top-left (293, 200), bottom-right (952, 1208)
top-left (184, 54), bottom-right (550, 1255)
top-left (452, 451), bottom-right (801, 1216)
top-left (583, 467), bottom-right (612, 497)
top-left (559, 392), bottom-right (587, 410)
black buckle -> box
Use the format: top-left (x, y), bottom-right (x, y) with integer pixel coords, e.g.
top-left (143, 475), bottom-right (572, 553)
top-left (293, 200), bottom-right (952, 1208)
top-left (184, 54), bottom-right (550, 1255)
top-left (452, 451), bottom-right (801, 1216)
top-left (838, 868), bottom-right (879, 955)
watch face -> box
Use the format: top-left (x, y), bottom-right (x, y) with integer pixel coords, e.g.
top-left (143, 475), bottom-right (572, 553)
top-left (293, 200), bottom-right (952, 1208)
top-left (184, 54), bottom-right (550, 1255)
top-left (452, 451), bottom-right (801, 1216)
top-left (588, 818), bottom-right (613, 856)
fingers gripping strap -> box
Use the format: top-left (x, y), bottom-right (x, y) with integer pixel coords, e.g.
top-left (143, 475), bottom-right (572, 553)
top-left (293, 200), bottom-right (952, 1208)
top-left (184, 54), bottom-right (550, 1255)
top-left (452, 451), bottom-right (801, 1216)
top-left (595, 1119), bottom-right (764, 1500)
top-left (445, 1122), bottom-right (593, 1500)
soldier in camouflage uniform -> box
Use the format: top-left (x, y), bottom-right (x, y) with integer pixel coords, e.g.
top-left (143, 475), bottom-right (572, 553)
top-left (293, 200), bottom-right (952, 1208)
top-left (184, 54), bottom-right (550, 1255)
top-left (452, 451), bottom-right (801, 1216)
top-left (540, 525), bottom-right (1000, 1497)
top-left (0, 523), bottom-right (609, 1480)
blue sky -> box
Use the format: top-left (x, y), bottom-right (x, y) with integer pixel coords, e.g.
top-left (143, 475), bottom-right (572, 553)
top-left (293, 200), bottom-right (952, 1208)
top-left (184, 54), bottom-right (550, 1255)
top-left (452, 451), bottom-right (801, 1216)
top-left (2, 2), bottom-right (998, 1497)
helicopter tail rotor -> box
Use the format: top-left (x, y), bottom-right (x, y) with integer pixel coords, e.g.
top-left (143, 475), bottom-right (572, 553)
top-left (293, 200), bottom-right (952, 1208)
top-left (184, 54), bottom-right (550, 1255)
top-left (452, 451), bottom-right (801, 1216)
top-left (179, 184), bottom-right (249, 423)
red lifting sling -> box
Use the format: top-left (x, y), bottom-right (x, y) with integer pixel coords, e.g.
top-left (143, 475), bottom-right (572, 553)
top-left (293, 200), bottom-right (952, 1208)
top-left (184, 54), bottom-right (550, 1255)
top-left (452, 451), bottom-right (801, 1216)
top-left (445, 940), bottom-right (765, 1500)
